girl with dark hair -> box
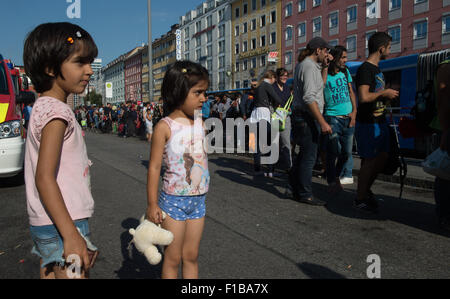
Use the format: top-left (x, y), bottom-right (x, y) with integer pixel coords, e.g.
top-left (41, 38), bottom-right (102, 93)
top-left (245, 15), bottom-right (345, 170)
top-left (322, 46), bottom-right (357, 193)
top-left (146, 61), bottom-right (210, 279)
top-left (23, 22), bottom-right (99, 279)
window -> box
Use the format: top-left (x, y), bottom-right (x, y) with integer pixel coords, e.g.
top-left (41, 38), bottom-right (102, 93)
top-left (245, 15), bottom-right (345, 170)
top-left (196, 21), bottom-right (201, 33)
top-left (313, 0), bottom-right (321, 7)
top-left (243, 22), bottom-right (248, 33)
top-left (347, 6), bottom-right (357, 23)
top-left (252, 0), bottom-right (257, 10)
top-left (235, 61), bottom-right (240, 72)
top-left (414, 20), bottom-right (427, 39)
top-left (260, 55), bottom-right (266, 67)
top-left (313, 17), bottom-right (322, 33)
top-left (235, 25), bottom-right (240, 36)
top-left (388, 26), bottom-right (401, 44)
top-left (260, 15), bottom-right (266, 27)
top-left (285, 52), bottom-right (293, 65)
top-left (298, 22), bottom-right (306, 37)
top-left (261, 0), bottom-right (266, 8)
top-left (243, 41), bottom-right (248, 52)
top-left (235, 44), bottom-right (240, 54)
top-left (243, 3), bottom-right (248, 14)
top-left (207, 31), bottom-right (212, 43)
top-left (219, 40), bottom-right (225, 54)
top-left (271, 11), bottom-right (276, 23)
top-left (235, 8), bottom-right (240, 18)
top-left (329, 12), bottom-right (338, 29)
top-left (346, 36), bottom-right (357, 52)
top-left (270, 32), bottom-right (276, 44)
top-left (298, 0), bottom-right (306, 12)
top-left (251, 19), bottom-right (257, 31)
top-left (251, 38), bottom-right (257, 49)
top-left (443, 14), bottom-right (450, 34)
top-left (196, 36), bottom-right (201, 47)
top-left (196, 48), bottom-right (201, 60)
top-left (243, 60), bottom-right (248, 71)
top-left (251, 57), bottom-right (257, 69)
top-left (389, 0), bottom-right (401, 11)
top-left (366, 31), bottom-right (377, 48)
top-left (260, 35), bottom-right (266, 47)
top-left (219, 24), bottom-right (225, 38)
top-left (207, 15), bottom-right (213, 27)
top-left (219, 56), bottom-right (225, 69)
top-left (204, 45), bottom-right (211, 56)
top-left (285, 3), bottom-right (293, 17)
top-left (286, 26), bottom-right (293, 41)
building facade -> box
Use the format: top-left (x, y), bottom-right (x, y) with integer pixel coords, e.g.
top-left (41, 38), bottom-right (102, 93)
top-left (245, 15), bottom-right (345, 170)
top-left (281, 0), bottom-right (450, 75)
top-left (232, 0), bottom-right (282, 89)
top-left (124, 46), bottom-right (143, 102)
top-left (102, 54), bottom-right (126, 104)
top-left (150, 24), bottom-right (178, 100)
top-left (180, 0), bottom-right (233, 91)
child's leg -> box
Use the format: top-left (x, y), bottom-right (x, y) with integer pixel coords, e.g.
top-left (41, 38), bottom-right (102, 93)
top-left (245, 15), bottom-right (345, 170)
top-left (161, 216), bottom-right (186, 279)
top-left (182, 218), bottom-right (205, 279)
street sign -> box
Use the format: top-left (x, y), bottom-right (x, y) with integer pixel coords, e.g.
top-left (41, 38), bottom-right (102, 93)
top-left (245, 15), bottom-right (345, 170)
top-left (106, 82), bottom-right (113, 98)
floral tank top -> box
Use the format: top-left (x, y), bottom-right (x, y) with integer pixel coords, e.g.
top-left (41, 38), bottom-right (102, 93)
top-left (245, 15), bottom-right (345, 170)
top-left (161, 117), bottom-right (210, 196)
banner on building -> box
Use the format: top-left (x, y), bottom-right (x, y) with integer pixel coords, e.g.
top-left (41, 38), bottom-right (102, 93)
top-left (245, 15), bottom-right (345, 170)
top-left (176, 29), bottom-right (182, 61)
top-left (268, 52), bottom-right (279, 63)
top-left (106, 82), bottom-right (113, 98)
top-left (366, 0), bottom-right (381, 19)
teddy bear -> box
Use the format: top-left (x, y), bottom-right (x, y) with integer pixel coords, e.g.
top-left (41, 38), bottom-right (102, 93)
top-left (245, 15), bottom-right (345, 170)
top-left (129, 213), bottom-right (174, 265)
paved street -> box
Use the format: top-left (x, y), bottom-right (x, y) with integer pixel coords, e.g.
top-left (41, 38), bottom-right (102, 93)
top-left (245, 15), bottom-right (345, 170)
top-left (0, 131), bottom-right (449, 279)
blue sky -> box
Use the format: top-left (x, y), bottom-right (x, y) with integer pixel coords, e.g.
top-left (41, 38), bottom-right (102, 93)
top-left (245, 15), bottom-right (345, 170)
top-left (1, 0), bottom-right (204, 66)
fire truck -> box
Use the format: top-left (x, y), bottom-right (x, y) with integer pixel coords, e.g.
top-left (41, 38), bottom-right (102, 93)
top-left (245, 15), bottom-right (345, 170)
top-left (0, 54), bottom-right (35, 179)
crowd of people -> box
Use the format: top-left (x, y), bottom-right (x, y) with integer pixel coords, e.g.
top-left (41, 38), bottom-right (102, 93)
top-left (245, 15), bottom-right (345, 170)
top-left (74, 98), bottom-right (164, 141)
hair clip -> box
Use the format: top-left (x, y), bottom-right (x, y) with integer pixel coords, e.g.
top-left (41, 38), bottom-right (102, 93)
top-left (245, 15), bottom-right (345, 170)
top-left (67, 37), bottom-right (74, 44)
top-left (181, 68), bottom-right (188, 73)
top-left (76, 31), bottom-right (82, 38)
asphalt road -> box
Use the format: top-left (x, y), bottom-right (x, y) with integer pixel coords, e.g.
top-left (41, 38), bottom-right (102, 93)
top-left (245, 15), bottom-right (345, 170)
top-left (0, 131), bottom-right (449, 279)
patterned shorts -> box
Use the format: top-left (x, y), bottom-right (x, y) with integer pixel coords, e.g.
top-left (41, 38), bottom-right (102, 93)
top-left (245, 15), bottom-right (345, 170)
top-left (158, 191), bottom-right (206, 221)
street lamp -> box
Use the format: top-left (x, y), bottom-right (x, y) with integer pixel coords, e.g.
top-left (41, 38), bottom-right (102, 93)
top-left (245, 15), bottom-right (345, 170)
top-left (148, 0), bottom-right (154, 102)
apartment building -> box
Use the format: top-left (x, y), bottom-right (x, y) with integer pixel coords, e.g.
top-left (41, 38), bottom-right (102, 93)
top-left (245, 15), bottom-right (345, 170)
top-left (102, 54), bottom-right (126, 104)
top-left (124, 46), bottom-right (144, 103)
top-left (179, 0), bottom-right (233, 91)
top-left (281, 0), bottom-right (450, 74)
top-left (232, 0), bottom-right (282, 89)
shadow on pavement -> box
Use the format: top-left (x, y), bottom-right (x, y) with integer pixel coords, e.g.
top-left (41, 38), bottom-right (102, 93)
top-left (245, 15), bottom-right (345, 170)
top-left (297, 262), bottom-right (347, 279)
top-left (115, 218), bottom-right (162, 279)
top-left (210, 156), bottom-right (450, 238)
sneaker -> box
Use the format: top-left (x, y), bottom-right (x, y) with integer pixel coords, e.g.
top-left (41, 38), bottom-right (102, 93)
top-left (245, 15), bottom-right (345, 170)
top-left (353, 199), bottom-right (378, 213)
top-left (340, 177), bottom-right (354, 185)
top-left (297, 197), bottom-right (327, 206)
top-left (268, 172), bottom-right (273, 178)
top-left (367, 190), bottom-right (379, 209)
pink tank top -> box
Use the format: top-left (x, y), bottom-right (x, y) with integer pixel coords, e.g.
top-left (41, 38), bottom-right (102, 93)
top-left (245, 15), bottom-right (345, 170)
top-left (161, 117), bottom-right (209, 196)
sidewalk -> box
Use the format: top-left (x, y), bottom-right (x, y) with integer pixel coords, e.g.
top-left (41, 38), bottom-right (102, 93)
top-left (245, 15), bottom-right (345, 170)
top-left (334, 156), bottom-right (435, 190)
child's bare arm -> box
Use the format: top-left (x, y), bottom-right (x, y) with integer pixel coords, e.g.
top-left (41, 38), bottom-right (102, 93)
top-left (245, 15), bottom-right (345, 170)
top-left (35, 119), bottom-right (90, 270)
top-left (146, 121), bottom-right (170, 224)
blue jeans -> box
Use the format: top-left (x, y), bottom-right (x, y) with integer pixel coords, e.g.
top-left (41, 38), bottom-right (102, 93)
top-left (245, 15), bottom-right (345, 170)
top-left (324, 116), bottom-right (355, 184)
top-left (289, 112), bottom-right (320, 200)
top-left (435, 177), bottom-right (450, 222)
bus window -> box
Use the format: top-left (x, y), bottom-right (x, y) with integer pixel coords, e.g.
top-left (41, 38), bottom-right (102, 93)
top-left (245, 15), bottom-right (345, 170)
top-left (0, 65), bottom-right (8, 95)
top-left (11, 75), bottom-right (19, 96)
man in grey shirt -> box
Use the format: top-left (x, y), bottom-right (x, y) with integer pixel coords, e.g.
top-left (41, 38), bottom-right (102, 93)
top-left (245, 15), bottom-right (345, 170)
top-left (289, 37), bottom-right (333, 206)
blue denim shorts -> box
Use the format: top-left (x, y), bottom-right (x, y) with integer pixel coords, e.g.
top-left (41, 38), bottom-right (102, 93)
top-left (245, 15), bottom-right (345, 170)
top-left (30, 219), bottom-right (95, 269)
top-left (159, 191), bottom-right (206, 221)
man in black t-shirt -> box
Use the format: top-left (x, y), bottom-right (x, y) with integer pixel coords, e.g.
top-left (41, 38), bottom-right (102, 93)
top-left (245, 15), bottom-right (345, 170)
top-left (354, 32), bottom-right (399, 213)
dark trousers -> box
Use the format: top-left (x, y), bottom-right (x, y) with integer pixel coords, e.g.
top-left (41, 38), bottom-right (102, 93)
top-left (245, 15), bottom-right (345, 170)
top-left (435, 177), bottom-right (450, 221)
top-left (289, 113), bottom-right (320, 200)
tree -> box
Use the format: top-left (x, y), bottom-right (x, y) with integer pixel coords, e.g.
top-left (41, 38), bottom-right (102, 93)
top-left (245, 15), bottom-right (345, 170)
top-left (85, 90), bottom-right (103, 106)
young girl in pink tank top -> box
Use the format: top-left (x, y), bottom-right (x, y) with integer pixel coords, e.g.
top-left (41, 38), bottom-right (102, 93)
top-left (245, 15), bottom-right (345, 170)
top-left (23, 23), bottom-right (99, 279)
top-left (146, 61), bottom-right (210, 279)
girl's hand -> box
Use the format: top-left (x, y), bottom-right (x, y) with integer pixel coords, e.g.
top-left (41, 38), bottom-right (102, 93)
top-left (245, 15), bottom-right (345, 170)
top-left (146, 204), bottom-right (163, 225)
top-left (63, 231), bottom-right (90, 272)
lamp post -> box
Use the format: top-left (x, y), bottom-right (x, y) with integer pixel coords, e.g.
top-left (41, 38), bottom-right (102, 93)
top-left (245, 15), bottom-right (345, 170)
top-left (148, 0), bottom-right (154, 102)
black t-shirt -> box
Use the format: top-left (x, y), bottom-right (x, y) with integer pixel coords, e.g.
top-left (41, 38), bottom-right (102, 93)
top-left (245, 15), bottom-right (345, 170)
top-left (355, 62), bottom-right (387, 123)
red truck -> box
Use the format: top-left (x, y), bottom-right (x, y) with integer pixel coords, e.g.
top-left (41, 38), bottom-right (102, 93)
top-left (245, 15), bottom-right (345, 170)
top-left (0, 54), bottom-right (35, 178)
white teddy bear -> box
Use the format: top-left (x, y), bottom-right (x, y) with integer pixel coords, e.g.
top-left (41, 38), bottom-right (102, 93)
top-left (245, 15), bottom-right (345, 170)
top-left (129, 213), bottom-right (174, 265)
